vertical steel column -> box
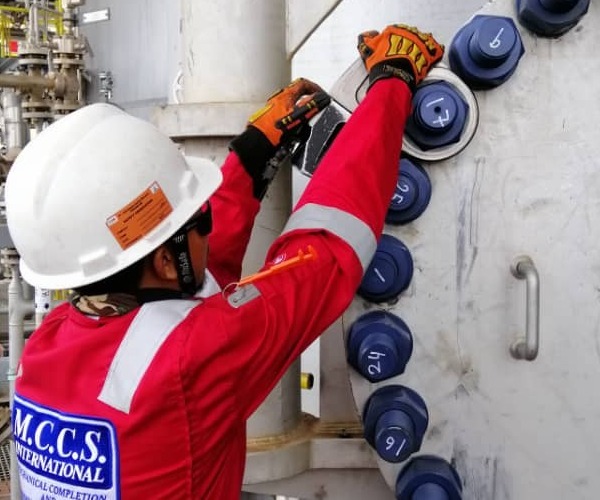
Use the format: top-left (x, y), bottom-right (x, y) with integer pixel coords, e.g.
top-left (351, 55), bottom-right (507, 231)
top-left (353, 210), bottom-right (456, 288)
top-left (181, 1), bottom-right (290, 105)
top-left (179, 0), bottom-right (301, 443)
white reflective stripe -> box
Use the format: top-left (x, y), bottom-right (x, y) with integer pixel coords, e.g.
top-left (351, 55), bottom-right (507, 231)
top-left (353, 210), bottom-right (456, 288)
top-left (195, 269), bottom-right (221, 299)
top-left (282, 203), bottom-right (377, 273)
top-left (98, 300), bottom-right (197, 413)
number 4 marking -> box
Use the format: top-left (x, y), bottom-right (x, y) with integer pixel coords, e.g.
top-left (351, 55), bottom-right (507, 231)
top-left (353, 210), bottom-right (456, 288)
top-left (367, 351), bottom-right (386, 377)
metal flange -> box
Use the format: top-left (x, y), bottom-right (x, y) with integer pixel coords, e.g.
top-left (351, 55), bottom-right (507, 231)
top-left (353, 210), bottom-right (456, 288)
top-left (402, 66), bottom-right (479, 162)
top-left (329, 62), bottom-right (479, 162)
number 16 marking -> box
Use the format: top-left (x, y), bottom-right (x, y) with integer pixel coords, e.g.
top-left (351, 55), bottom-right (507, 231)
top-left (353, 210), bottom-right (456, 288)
top-left (385, 436), bottom-right (408, 457)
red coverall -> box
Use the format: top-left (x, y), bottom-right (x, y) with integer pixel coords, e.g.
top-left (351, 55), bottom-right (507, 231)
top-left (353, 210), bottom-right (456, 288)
top-left (12, 78), bottom-right (411, 499)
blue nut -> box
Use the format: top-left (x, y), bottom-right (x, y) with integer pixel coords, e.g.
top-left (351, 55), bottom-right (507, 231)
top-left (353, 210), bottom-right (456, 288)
top-left (358, 234), bottom-right (414, 303)
top-left (449, 15), bottom-right (525, 89)
top-left (362, 385), bottom-right (428, 463)
top-left (405, 82), bottom-right (469, 151)
top-left (396, 456), bottom-right (463, 500)
top-left (517, 0), bottom-right (590, 37)
top-left (386, 158), bottom-right (432, 225)
top-left (347, 310), bottom-right (413, 382)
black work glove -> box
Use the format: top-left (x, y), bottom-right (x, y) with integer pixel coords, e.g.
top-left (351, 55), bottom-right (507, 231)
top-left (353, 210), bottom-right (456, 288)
top-left (230, 78), bottom-right (328, 200)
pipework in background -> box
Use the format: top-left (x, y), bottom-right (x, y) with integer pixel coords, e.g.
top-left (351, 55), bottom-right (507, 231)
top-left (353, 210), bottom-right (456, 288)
top-left (0, 4), bottom-right (89, 500)
top-left (0, 0), bottom-right (88, 133)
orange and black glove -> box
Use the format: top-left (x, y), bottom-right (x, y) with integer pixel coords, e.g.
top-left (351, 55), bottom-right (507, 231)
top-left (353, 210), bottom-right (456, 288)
top-left (230, 78), bottom-right (329, 199)
top-left (249, 78), bottom-right (329, 147)
top-left (357, 24), bottom-right (444, 93)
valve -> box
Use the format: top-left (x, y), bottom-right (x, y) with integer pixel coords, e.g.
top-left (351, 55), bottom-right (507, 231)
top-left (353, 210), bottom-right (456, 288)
top-left (358, 234), bottom-right (414, 303)
top-left (516, 0), bottom-right (590, 37)
top-left (99, 71), bottom-right (114, 102)
top-left (449, 15), bottom-right (525, 89)
top-left (404, 81), bottom-right (469, 151)
top-left (362, 385), bottom-right (428, 463)
top-left (396, 456), bottom-right (463, 500)
top-left (386, 158), bottom-right (432, 225)
top-left (347, 310), bottom-right (413, 382)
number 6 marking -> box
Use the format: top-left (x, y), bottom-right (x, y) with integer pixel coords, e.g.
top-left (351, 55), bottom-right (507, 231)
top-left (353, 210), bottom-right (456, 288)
top-left (490, 27), bottom-right (505, 49)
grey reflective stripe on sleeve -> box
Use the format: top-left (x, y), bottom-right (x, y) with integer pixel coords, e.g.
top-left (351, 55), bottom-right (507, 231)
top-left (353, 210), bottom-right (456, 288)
top-left (282, 203), bottom-right (377, 273)
top-left (98, 300), bottom-right (197, 413)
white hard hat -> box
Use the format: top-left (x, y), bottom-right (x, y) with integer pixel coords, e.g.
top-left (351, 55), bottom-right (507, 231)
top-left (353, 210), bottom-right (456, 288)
top-left (5, 103), bottom-right (223, 290)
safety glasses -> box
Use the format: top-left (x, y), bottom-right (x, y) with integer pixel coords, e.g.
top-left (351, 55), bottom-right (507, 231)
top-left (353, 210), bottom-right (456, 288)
top-left (180, 201), bottom-right (212, 237)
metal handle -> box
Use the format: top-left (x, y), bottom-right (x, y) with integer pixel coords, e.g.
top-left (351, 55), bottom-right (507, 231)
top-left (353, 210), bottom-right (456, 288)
top-left (510, 256), bottom-right (540, 361)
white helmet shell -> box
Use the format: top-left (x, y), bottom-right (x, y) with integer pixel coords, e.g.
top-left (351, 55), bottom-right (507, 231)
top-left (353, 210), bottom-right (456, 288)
top-left (5, 103), bottom-right (223, 290)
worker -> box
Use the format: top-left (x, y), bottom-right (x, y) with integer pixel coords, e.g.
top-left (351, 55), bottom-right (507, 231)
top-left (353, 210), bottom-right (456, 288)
top-left (5, 24), bottom-right (443, 500)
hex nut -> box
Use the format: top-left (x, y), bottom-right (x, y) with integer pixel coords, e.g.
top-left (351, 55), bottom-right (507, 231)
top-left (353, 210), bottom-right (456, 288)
top-left (517, 0), bottom-right (590, 37)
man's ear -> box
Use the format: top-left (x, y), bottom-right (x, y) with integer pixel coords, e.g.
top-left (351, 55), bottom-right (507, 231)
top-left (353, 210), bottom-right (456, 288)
top-left (151, 245), bottom-right (179, 281)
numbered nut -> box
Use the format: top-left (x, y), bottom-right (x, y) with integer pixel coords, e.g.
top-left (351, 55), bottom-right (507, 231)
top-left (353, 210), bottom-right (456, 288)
top-left (358, 234), bottom-right (414, 303)
top-left (517, 0), bottom-right (590, 37)
top-left (362, 385), bottom-right (429, 463)
top-left (346, 310), bottom-right (413, 382)
top-left (386, 157), bottom-right (432, 225)
top-left (449, 15), bottom-right (525, 89)
top-left (405, 81), bottom-right (469, 151)
top-left (396, 455), bottom-right (463, 500)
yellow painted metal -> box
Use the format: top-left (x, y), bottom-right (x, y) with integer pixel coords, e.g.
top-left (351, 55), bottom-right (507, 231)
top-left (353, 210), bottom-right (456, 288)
top-left (0, 3), bottom-right (65, 58)
top-left (0, 6), bottom-right (26, 58)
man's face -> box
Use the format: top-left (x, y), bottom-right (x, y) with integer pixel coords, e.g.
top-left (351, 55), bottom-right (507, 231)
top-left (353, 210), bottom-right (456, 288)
top-left (187, 229), bottom-right (209, 291)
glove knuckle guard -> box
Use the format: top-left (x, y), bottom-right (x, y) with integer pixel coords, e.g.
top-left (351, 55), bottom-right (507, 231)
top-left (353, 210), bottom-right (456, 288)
top-left (231, 78), bottom-right (326, 200)
top-left (358, 24), bottom-right (444, 92)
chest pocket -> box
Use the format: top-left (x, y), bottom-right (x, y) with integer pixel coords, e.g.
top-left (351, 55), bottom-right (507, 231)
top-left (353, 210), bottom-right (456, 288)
top-left (98, 300), bottom-right (197, 413)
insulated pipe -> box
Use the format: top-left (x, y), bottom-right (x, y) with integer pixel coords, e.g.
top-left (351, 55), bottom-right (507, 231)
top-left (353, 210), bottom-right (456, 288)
top-left (0, 73), bottom-right (54, 91)
top-left (0, 92), bottom-right (28, 161)
top-left (180, 0), bottom-right (300, 443)
top-left (28, 0), bottom-right (40, 46)
top-left (181, 1), bottom-right (289, 104)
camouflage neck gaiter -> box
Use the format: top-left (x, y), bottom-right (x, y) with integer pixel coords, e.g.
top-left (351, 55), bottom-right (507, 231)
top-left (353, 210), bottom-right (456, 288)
top-left (70, 293), bottom-right (140, 317)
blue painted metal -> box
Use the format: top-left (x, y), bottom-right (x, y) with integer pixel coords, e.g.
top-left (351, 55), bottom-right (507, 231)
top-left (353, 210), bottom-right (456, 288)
top-left (449, 15), bottom-right (525, 89)
top-left (362, 385), bottom-right (428, 464)
top-left (516, 0), bottom-right (590, 36)
top-left (386, 157), bottom-right (432, 225)
top-left (405, 82), bottom-right (469, 150)
top-left (347, 310), bottom-right (413, 382)
top-left (413, 483), bottom-right (451, 500)
top-left (396, 456), bottom-right (463, 500)
top-left (358, 234), bottom-right (414, 303)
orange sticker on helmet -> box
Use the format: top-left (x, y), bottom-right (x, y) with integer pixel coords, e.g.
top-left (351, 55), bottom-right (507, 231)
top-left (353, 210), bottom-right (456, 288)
top-left (106, 182), bottom-right (173, 250)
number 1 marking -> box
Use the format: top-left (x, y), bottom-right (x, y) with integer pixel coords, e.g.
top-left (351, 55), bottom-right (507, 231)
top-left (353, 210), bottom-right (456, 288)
top-left (394, 437), bottom-right (407, 456)
top-left (425, 97), bottom-right (444, 108)
top-left (374, 268), bottom-right (386, 282)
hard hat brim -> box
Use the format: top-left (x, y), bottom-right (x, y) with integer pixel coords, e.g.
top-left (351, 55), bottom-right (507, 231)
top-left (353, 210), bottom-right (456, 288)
top-left (18, 155), bottom-right (223, 291)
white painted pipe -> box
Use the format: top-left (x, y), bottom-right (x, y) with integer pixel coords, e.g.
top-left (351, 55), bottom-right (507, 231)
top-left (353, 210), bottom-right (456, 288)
top-left (0, 92), bottom-right (27, 162)
top-left (181, 0), bottom-right (290, 104)
top-left (8, 266), bottom-right (34, 499)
